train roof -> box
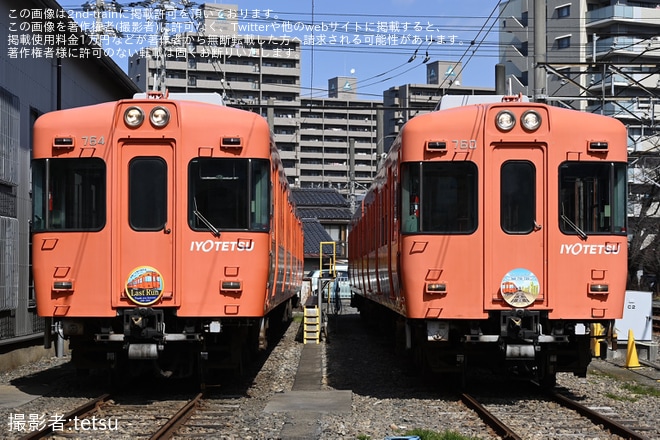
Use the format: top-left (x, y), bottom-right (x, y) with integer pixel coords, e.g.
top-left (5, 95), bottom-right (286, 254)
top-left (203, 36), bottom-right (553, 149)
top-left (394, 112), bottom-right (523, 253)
top-left (132, 92), bottom-right (225, 106)
top-left (435, 94), bottom-right (530, 110)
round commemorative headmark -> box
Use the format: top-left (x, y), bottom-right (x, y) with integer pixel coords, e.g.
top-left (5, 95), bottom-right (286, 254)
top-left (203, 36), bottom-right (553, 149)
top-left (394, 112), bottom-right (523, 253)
top-left (125, 266), bottom-right (164, 306)
top-left (500, 268), bottom-right (540, 308)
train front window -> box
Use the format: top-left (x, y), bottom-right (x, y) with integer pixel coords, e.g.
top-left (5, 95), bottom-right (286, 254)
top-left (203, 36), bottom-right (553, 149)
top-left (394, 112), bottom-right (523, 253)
top-left (559, 162), bottom-right (627, 236)
top-left (501, 161), bottom-right (535, 234)
top-left (129, 157), bottom-right (167, 231)
top-left (401, 162), bottom-right (477, 234)
top-left (32, 158), bottom-right (106, 231)
top-left (189, 158), bottom-right (270, 232)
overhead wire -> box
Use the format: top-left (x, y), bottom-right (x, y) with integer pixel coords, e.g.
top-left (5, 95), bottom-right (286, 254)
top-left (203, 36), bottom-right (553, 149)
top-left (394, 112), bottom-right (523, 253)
top-left (58, 0), bottom-right (660, 103)
top-left (59, 0), bottom-right (505, 96)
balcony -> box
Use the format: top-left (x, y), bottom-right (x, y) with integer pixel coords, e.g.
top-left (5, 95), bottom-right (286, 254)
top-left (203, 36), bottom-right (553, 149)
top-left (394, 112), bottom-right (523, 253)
top-left (586, 71), bottom-right (660, 91)
top-left (586, 98), bottom-right (660, 121)
top-left (588, 37), bottom-right (660, 60)
top-left (586, 4), bottom-right (660, 26)
top-left (261, 65), bottom-right (301, 76)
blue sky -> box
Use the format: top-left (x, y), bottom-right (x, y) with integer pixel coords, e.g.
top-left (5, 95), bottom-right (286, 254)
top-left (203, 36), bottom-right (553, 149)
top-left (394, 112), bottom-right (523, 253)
top-left (57, 0), bottom-right (502, 99)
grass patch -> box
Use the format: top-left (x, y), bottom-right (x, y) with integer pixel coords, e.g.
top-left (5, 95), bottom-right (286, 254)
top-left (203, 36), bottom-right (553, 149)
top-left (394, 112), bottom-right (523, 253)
top-left (591, 368), bottom-right (660, 400)
top-left (292, 314), bottom-right (304, 323)
top-left (357, 429), bottom-right (478, 440)
top-left (621, 381), bottom-right (660, 398)
top-left (604, 391), bottom-right (637, 402)
top-left (404, 428), bottom-right (480, 440)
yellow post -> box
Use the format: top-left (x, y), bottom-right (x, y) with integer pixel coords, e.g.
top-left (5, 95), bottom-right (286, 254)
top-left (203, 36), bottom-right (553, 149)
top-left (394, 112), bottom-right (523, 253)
top-left (591, 323), bottom-right (603, 357)
top-left (625, 329), bottom-right (641, 369)
top-left (319, 241), bottom-right (336, 276)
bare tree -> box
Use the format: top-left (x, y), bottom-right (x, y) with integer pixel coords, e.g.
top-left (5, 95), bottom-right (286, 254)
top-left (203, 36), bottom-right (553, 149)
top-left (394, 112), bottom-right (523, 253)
top-left (627, 155), bottom-right (660, 296)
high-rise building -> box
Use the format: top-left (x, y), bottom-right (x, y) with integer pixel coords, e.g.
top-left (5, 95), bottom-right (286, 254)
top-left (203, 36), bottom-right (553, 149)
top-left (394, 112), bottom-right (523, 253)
top-left (298, 96), bottom-right (381, 192)
top-left (128, 4), bottom-right (301, 106)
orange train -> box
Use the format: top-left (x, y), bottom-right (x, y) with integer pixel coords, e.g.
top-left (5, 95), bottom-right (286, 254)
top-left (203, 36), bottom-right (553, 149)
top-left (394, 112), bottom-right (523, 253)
top-left (348, 97), bottom-right (628, 386)
top-left (32, 92), bottom-right (304, 380)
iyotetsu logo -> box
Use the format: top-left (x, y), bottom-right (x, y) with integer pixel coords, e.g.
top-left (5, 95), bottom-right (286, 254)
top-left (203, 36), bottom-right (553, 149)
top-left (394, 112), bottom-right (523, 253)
top-left (560, 243), bottom-right (621, 255)
top-left (189, 240), bottom-right (255, 252)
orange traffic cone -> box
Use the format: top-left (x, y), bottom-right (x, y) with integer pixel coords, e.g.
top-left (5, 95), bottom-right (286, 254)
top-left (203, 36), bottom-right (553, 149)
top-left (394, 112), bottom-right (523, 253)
top-left (625, 329), bottom-right (641, 369)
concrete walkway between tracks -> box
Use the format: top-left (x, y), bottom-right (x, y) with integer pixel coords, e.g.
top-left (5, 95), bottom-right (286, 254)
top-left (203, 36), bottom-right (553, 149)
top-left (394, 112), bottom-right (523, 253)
top-left (265, 342), bottom-right (352, 439)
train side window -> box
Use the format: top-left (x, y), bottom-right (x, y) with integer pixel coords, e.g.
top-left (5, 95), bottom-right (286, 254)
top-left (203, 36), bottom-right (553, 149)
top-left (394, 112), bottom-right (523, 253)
top-left (501, 161), bottom-right (535, 234)
top-left (559, 162), bottom-right (627, 235)
top-left (129, 157), bottom-right (167, 231)
top-left (250, 159), bottom-right (270, 231)
top-left (401, 162), bottom-right (420, 233)
top-left (31, 158), bottom-right (106, 232)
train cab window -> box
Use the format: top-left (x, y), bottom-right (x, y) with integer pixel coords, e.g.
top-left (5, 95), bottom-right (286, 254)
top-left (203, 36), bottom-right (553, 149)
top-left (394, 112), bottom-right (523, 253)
top-left (401, 162), bottom-right (477, 234)
top-left (501, 161), bottom-right (535, 234)
top-left (32, 158), bottom-right (106, 231)
top-left (250, 159), bottom-right (270, 231)
top-left (129, 157), bottom-right (167, 231)
top-left (189, 158), bottom-right (270, 232)
top-left (559, 162), bottom-right (627, 236)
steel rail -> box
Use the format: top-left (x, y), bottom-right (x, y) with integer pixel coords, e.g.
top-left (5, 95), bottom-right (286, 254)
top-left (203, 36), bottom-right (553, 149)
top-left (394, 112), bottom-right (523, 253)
top-left (460, 393), bottom-right (523, 440)
top-left (149, 392), bottom-right (204, 440)
top-left (19, 393), bottom-right (112, 440)
top-left (550, 391), bottom-right (651, 440)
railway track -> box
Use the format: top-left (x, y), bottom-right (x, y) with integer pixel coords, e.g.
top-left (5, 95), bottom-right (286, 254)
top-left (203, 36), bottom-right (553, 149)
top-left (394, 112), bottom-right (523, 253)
top-left (18, 394), bottom-right (112, 440)
top-left (461, 389), bottom-right (653, 440)
top-left (18, 392), bottom-right (205, 439)
top-left (3, 308), bottom-right (659, 439)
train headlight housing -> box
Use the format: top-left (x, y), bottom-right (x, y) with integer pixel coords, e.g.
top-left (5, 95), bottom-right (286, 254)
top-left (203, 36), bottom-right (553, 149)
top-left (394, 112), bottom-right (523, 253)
top-left (150, 106), bottom-right (170, 128)
top-left (495, 110), bottom-right (516, 131)
top-left (521, 110), bottom-right (542, 131)
top-left (124, 106), bottom-right (145, 128)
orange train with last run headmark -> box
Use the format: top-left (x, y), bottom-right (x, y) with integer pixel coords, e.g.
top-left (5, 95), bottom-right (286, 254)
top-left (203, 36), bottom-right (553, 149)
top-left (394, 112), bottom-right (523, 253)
top-left (348, 95), bottom-right (628, 387)
top-left (32, 92), bottom-right (304, 381)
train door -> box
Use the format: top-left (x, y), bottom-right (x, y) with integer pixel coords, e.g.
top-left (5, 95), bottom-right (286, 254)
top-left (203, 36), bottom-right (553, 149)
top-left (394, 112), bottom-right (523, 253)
top-left (114, 143), bottom-right (175, 307)
top-left (485, 144), bottom-right (547, 309)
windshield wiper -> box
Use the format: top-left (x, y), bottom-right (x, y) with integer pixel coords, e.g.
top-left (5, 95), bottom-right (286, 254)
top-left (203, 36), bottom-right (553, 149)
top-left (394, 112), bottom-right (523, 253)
top-left (561, 214), bottom-right (588, 240)
top-left (193, 198), bottom-right (220, 237)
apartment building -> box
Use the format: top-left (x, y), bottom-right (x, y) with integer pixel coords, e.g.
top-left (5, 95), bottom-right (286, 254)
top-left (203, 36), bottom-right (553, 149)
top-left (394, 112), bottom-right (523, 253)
top-left (383, 61), bottom-right (494, 152)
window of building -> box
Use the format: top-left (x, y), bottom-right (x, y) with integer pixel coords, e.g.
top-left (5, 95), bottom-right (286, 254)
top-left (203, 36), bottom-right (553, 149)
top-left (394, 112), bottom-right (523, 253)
top-left (557, 5), bottom-right (570, 18)
top-left (557, 36), bottom-right (571, 49)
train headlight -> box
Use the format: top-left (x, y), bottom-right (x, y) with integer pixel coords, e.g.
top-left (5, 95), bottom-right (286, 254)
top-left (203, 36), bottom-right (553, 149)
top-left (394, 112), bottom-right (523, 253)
top-left (495, 110), bottom-right (516, 131)
top-left (150, 106), bottom-right (170, 128)
top-left (521, 110), bottom-right (542, 131)
top-left (124, 106), bottom-right (144, 128)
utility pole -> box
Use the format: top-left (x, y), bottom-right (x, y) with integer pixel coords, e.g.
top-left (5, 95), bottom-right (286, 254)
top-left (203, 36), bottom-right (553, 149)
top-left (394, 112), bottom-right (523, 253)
top-left (349, 138), bottom-right (356, 213)
top-left (534, 0), bottom-right (547, 102)
top-left (82, 0), bottom-right (123, 42)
